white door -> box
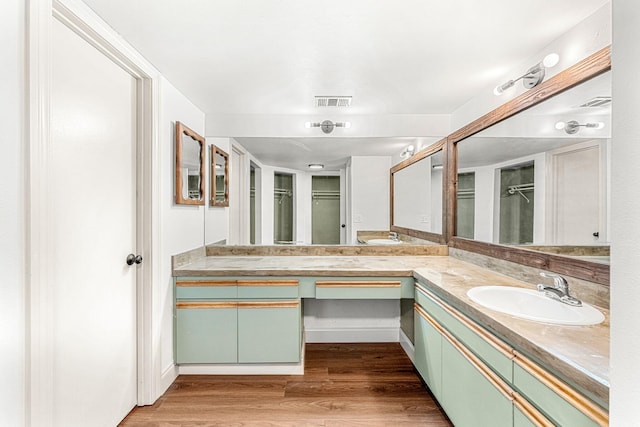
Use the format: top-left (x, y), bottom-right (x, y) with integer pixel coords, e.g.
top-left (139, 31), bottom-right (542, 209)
top-left (551, 142), bottom-right (604, 244)
top-left (50, 18), bottom-right (138, 426)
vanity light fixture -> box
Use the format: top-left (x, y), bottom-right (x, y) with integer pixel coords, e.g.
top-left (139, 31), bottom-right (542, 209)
top-left (308, 164), bottom-right (324, 170)
top-left (400, 145), bottom-right (415, 158)
top-left (493, 53), bottom-right (560, 96)
top-left (305, 120), bottom-right (351, 134)
top-left (555, 120), bottom-right (605, 134)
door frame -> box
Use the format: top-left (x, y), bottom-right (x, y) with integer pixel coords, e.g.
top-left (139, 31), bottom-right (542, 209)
top-left (230, 142), bottom-right (249, 244)
top-left (27, 0), bottom-right (159, 423)
top-left (310, 172), bottom-right (344, 244)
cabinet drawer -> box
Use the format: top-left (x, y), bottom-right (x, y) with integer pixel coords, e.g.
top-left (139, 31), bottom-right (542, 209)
top-left (237, 279), bottom-right (299, 299)
top-left (415, 284), bottom-right (514, 382)
top-left (315, 280), bottom-right (402, 299)
top-left (176, 279), bottom-right (237, 299)
top-left (175, 301), bottom-right (238, 364)
top-left (414, 304), bottom-right (443, 399)
top-left (513, 354), bottom-right (608, 427)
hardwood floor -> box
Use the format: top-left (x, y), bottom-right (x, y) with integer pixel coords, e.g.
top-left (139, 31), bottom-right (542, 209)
top-left (119, 343), bottom-right (452, 426)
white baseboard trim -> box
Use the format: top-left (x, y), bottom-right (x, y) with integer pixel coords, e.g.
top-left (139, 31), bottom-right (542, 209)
top-left (305, 327), bottom-right (400, 343)
top-left (399, 329), bottom-right (415, 363)
top-left (178, 362), bottom-right (304, 375)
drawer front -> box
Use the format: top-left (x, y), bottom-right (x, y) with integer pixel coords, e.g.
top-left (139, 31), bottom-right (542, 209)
top-left (176, 279), bottom-right (237, 299)
top-left (415, 284), bottom-right (514, 382)
top-left (513, 357), bottom-right (608, 427)
top-left (441, 332), bottom-right (513, 427)
top-left (237, 301), bottom-right (301, 363)
top-left (237, 279), bottom-right (299, 299)
top-left (315, 280), bottom-right (402, 299)
top-left (175, 302), bottom-right (238, 364)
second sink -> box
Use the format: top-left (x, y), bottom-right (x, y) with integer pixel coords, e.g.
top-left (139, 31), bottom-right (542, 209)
top-left (467, 286), bottom-right (605, 326)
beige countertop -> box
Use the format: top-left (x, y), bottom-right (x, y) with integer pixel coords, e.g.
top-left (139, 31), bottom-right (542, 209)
top-left (173, 253), bottom-right (609, 405)
top-left (173, 255), bottom-right (438, 277)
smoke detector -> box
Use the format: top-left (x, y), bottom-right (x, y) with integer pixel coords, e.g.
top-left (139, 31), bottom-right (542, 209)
top-left (314, 96), bottom-right (352, 107)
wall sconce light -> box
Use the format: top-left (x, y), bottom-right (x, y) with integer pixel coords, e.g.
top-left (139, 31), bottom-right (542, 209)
top-left (400, 145), bottom-right (415, 158)
top-left (305, 120), bottom-right (351, 134)
top-left (555, 120), bottom-right (605, 134)
top-left (493, 53), bottom-right (560, 95)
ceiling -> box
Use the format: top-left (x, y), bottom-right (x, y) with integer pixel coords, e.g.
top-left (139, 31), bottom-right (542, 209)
top-left (82, 0), bottom-right (610, 169)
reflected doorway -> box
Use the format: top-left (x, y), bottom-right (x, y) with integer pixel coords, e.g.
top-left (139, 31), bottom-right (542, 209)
top-left (311, 176), bottom-right (341, 244)
top-left (499, 162), bottom-right (534, 244)
top-left (274, 173), bottom-right (294, 243)
top-left (456, 172), bottom-right (475, 239)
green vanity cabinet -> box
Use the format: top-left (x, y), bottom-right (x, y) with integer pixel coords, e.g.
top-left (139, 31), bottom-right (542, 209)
top-left (440, 332), bottom-right (513, 427)
top-left (176, 301), bottom-right (238, 363)
top-left (413, 281), bottom-right (609, 427)
top-left (175, 277), bottom-right (302, 365)
top-left (414, 304), bottom-right (442, 400)
top-left (237, 301), bottom-right (301, 363)
top-left (315, 278), bottom-right (407, 299)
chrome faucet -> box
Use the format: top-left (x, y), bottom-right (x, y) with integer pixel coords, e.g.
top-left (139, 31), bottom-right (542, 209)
top-left (536, 272), bottom-right (582, 306)
top-left (389, 231), bottom-right (399, 241)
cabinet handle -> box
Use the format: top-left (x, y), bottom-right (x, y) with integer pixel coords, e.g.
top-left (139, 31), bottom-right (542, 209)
top-left (176, 280), bottom-right (237, 287)
top-left (512, 391), bottom-right (555, 427)
top-left (316, 280), bottom-right (401, 288)
top-left (513, 351), bottom-right (609, 426)
top-left (237, 280), bottom-right (299, 287)
top-left (237, 301), bottom-right (299, 309)
top-left (176, 301), bottom-right (237, 309)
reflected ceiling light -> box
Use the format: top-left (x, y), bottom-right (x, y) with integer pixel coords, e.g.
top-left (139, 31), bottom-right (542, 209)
top-left (555, 120), bottom-right (605, 134)
top-left (432, 164), bottom-right (443, 170)
top-left (308, 164), bottom-right (324, 170)
top-left (493, 53), bottom-right (560, 96)
top-left (305, 120), bottom-right (351, 134)
top-left (401, 145), bottom-right (415, 158)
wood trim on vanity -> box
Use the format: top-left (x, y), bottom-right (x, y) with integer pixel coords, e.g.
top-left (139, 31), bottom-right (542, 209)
top-left (512, 392), bottom-right (555, 427)
top-left (176, 301), bottom-right (238, 309)
top-left (237, 279), bottom-right (299, 287)
top-left (176, 280), bottom-right (237, 287)
top-left (513, 351), bottom-right (609, 426)
top-left (237, 301), bottom-right (300, 309)
top-left (316, 280), bottom-right (402, 288)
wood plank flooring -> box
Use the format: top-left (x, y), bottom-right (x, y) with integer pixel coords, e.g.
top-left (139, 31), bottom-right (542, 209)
top-left (119, 343), bottom-right (452, 426)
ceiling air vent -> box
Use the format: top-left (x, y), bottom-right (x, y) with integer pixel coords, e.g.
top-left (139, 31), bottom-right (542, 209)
top-left (314, 96), bottom-right (352, 107)
top-left (577, 96), bottom-right (612, 108)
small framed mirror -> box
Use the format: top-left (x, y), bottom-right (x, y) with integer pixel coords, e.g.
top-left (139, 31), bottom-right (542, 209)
top-left (175, 121), bottom-right (205, 205)
top-left (210, 145), bottom-right (229, 207)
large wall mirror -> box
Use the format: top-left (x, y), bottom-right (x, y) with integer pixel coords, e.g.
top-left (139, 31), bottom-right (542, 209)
top-left (450, 47), bottom-right (611, 285)
top-left (175, 121), bottom-right (206, 205)
top-left (391, 141), bottom-right (446, 243)
top-left (210, 145), bottom-right (229, 207)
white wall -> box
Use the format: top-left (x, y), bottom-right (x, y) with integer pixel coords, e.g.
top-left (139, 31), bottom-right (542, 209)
top-left (0, 0), bottom-right (25, 424)
top-left (610, 1), bottom-right (640, 424)
top-left (349, 156), bottom-right (392, 243)
top-left (394, 157), bottom-right (432, 231)
top-left (204, 137), bottom-right (231, 245)
top-left (157, 77), bottom-right (206, 394)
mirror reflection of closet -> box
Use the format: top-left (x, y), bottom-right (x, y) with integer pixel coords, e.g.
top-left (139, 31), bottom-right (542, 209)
top-left (210, 145), bottom-right (229, 207)
top-left (274, 173), bottom-right (294, 244)
top-left (175, 121), bottom-right (205, 205)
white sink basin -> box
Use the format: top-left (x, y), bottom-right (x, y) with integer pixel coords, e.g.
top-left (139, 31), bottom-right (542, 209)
top-left (366, 238), bottom-right (403, 245)
top-left (467, 286), bottom-right (605, 326)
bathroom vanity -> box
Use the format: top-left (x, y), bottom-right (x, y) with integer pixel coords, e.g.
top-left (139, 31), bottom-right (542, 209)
top-left (172, 248), bottom-right (609, 426)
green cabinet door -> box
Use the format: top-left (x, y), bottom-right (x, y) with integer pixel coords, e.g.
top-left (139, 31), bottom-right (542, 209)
top-left (414, 306), bottom-right (443, 400)
top-left (237, 301), bottom-right (301, 363)
top-left (176, 302), bottom-right (238, 363)
top-left (440, 335), bottom-right (513, 427)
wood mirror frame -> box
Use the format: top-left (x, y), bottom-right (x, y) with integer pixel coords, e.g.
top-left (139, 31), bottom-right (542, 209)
top-left (390, 138), bottom-right (448, 244)
top-left (210, 145), bottom-right (230, 207)
top-left (446, 46), bottom-right (611, 286)
top-left (175, 121), bottom-right (206, 205)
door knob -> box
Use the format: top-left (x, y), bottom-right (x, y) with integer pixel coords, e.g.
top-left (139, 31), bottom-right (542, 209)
top-left (593, 232), bottom-right (600, 238)
top-left (126, 254), bottom-right (143, 265)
